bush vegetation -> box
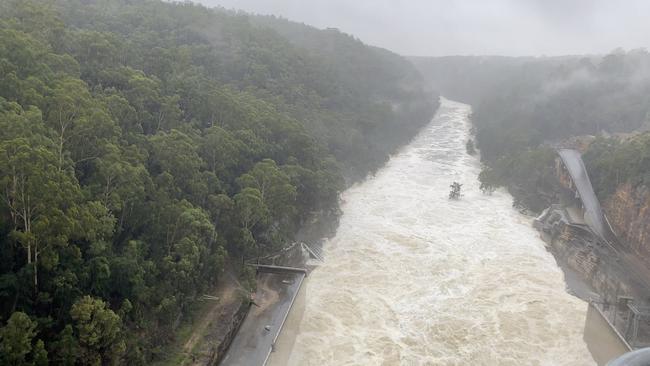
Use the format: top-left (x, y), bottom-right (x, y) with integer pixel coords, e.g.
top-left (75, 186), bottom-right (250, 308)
top-left (0, 0), bottom-right (437, 363)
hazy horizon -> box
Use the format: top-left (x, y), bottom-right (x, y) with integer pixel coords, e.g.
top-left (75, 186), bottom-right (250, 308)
top-left (192, 0), bottom-right (650, 57)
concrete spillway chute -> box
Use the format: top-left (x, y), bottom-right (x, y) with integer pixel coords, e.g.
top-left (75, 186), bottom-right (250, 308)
top-left (557, 149), bottom-right (611, 243)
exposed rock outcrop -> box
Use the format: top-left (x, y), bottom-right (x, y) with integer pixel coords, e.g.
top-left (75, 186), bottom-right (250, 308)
top-left (604, 183), bottom-right (650, 267)
top-left (535, 207), bottom-right (629, 302)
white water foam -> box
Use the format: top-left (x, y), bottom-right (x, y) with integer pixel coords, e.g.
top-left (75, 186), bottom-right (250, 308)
top-left (282, 98), bottom-right (595, 366)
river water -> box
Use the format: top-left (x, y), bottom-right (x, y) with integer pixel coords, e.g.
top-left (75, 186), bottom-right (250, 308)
top-left (282, 98), bottom-right (595, 365)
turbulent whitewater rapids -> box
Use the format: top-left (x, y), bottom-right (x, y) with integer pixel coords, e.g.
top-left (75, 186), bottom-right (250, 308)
top-left (272, 98), bottom-right (596, 366)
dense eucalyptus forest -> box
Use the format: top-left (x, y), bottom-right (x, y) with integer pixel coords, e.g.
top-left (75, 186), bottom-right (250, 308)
top-left (0, 0), bottom-right (436, 364)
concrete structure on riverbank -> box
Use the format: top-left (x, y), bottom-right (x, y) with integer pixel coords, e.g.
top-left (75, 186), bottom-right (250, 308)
top-left (535, 149), bottom-right (650, 357)
top-left (219, 267), bottom-right (306, 366)
top-left (584, 302), bottom-right (632, 365)
top-left (217, 242), bottom-right (321, 366)
top-left (556, 149), bottom-right (611, 242)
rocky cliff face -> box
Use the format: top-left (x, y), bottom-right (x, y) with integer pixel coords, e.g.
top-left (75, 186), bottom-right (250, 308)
top-left (535, 208), bottom-right (632, 302)
top-left (604, 183), bottom-right (650, 266)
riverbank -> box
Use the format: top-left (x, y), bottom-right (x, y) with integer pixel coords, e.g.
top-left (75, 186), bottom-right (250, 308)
top-left (274, 98), bottom-right (594, 365)
top-left (199, 98), bottom-right (600, 365)
top-left (217, 212), bottom-right (337, 366)
top-left (158, 212), bottom-right (336, 366)
top-left (512, 144), bottom-right (650, 355)
top-left (220, 269), bottom-right (306, 366)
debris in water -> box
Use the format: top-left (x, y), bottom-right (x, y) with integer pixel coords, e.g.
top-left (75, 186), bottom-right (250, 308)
top-left (449, 181), bottom-right (463, 200)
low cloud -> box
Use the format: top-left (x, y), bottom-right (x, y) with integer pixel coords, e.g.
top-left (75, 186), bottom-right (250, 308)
top-left (193, 0), bottom-right (650, 57)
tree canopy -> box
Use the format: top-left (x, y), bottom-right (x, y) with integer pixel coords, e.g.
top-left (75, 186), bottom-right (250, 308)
top-left (0, 0), bottom-right (436, 363)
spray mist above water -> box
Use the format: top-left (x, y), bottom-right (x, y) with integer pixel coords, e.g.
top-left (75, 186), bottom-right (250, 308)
top-left (283, 98), bottom-right (595, 365)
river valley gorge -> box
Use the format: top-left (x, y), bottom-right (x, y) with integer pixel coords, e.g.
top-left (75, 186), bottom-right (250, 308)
top-left (5, 3), bottom-right (650, 365)
top-left (273, 99), bottom-right (596, 366)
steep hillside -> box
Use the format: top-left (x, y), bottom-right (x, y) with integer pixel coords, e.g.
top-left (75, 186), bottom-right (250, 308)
top-left (0, 0), bottom-right (436, 364)
top-left (250, 15), bottom-right (437, 178)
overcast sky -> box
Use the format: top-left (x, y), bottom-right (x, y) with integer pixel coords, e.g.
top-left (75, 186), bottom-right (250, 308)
top-left (192, 0), bottom-right (649, 57)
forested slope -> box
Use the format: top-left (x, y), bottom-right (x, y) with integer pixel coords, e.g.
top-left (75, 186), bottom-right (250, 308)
top-left (0, 0), bottom-right (436, 364)
top-left (248, 16), bottom-right (436, 178)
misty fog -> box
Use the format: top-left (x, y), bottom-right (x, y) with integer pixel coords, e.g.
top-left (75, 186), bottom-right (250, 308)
top-left (5, 0), bottom-right (650, 365)
top-left (196, 0), bottom-right (650, 57)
